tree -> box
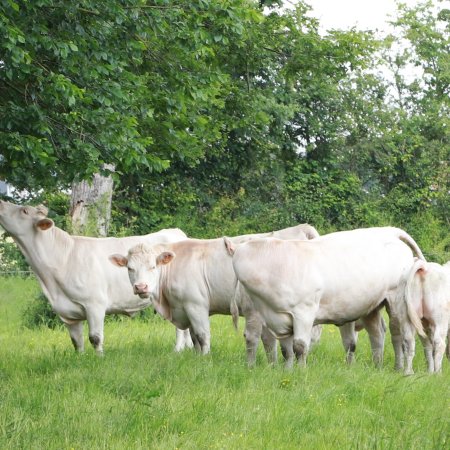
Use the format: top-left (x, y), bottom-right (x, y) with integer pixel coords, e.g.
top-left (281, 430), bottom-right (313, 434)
top-left (70, 164), bottom-right (114, 236)
top-left (0, 0), bottom-right (263, 236)
top-left (111, 2), bottom-right (384, 236)
top-left (1, 0), bottom-right (448, 262)
top-left (0, 0), bottom-right (259, 191)
top-left (1, 1), bottom-right (148, 190)
top-left (352, 1), bottom-right (450, 221)
top-left (390, 0), bottom-right (450, 221)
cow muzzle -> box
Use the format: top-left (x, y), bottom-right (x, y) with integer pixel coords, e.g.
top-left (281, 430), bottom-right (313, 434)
top-left (134, 282), bottom-right (150, 297)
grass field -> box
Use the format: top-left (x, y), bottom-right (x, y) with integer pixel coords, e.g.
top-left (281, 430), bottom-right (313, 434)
top-left (0, 277), bottom-right (448, 449)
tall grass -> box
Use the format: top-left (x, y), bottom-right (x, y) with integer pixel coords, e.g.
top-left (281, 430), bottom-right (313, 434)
top-left (0, 277), bottom-right (448, 449)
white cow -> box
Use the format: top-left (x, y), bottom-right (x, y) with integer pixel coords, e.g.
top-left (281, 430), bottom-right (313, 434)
top-left (226, 238), bottom-right (387, 368)
top-left (404, 259), bottom-right (450, 372)
top-left (0, 200), bottom-right (190, 354)
top-left (229, 227), bottom-right (426, 374)
top-left (110, 224), bottom-right (319, 366)
top-left (274, 227), bottom-right (386, 366)
top-left (229, 264), bottom-right (386, 368)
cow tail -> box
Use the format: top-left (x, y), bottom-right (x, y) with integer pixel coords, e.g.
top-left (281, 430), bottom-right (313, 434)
top-left (446, 328), bottom-right (450, 361)
top-left (223, 237), bottom-right (239, 328)
top-left (398, 230), bottom-right (426, 261)
top-left (381, 315), bottom-right (387, 333)
top-left (230, 284), bottom-right (240, 330)
top-left (404, 258), bottom-right (426, 338)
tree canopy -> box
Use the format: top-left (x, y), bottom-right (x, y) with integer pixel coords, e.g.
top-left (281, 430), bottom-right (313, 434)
top-left (0, 0), bottom-right (449, 260)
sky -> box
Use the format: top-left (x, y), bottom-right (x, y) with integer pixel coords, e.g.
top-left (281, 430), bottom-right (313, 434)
top-left (295, 0), bottom-right (438, 33)
top-left (308, 0), bottom-right (409, 32)
top-left (303, 0), bottom-right (448, 83)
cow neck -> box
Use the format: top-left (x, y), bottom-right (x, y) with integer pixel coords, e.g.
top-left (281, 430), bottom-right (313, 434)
top-left (156, 263), bottom-right (172, 302)
top-left (159, 262), bottom-right (170, 299)
top-left (155, 263), bottom-right (172, 322)
top-left (17, 226), bottom-right (74, 279)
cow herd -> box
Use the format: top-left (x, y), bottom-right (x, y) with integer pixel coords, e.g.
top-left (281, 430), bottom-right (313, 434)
top-left (0, 200), bottom-right (449, 374)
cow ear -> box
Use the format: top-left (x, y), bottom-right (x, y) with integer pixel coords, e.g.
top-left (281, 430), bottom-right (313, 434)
top-left (109, 254), bottom-right (128, 267)
top-left (223, 237), bottom-right (236, 256)
top-left (36, 218), bottom-right (54, 231)
top-left (157, 251), bottom-right (175, 265)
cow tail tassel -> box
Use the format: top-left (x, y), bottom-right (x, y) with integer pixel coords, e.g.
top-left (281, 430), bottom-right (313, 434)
top-left (404, 259), bottom-right (426, 338)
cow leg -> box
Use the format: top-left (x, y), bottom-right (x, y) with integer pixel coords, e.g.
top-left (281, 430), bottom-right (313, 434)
top-left (174, 328), bottom-right (184, 352)
top-left (292, 310), bottom-right (315, 367)
top-left (401, 322), bottom-right (416, 376)
top-left (419, 334), bottom-right (434, 372)
top-left (432, 325), bottom-right (447, 373)
top-left (338, 322), bottom-right (357, 364)
top-left (65, 321), bottom-right (84, 352)
top-left (261, 325), bottom-right (278, 366)
top-left (387, 296), bottom-right (418, 375)
top-left (310, 325), bottom-right (323, 349)
top-left (280, 336), bottom-right (295, 369)
top-left (386, 307), bottom-right (404, 371)
top-left (185, 307), bottom-right (210, 355)
top-left (184, 329), bottom-right (194, 349)
top-left (446, 327), bottom-right (450, 361)
top-left (361, 310), bottom-right (386, 367)
top-left (189, 326), bottom-right (201, 352)
top-left (174, 327), bottom-right (193, 352)
top-left (86, 310), bottom-right (105, 356)
top-left (243, 312), bottom-right (263, 367)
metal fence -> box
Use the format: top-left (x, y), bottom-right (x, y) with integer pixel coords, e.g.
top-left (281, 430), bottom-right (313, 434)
top-left (0, 270), bottom-right (35, 278)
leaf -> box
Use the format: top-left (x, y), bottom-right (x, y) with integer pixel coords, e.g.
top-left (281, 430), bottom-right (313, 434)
top-left (8, 0), bottom-right (19, 12)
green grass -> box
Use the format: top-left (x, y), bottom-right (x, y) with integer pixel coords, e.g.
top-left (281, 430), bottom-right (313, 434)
top-left (0, 277), bottom-right (449, 449)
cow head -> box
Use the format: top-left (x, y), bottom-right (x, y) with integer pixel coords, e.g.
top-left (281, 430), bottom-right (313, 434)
top-left (0, 200), bottom-right (54, 237)
top-left (109, 243), bottom-right (175, 298)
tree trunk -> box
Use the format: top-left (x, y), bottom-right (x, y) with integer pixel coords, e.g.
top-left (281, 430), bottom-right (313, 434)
top-left (69, 164), bottom-right (114, 237)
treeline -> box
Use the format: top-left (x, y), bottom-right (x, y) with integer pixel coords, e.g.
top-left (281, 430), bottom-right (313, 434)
top-left (0, 1), bottom-right (449, 261)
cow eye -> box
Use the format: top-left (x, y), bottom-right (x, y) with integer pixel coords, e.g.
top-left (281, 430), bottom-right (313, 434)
top-left (127, 267), bottom-right (134, 272)
top-left (22, 208), bottom-right (29, 215)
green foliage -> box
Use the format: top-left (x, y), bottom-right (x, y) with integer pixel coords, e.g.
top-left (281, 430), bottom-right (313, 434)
top-left (0, 0), bottom-right (259, 191)
top-left (0, 0), bottom-right (448, 263)
top-left (22, 292), bottom-right (60, 330)
top-left (1, 0), bottom-right (146, 187)
top-left (0, 236), bottom-right (28, 273)
top-left (400, 210), bottom-right (450, 264)
top-left (21, 287), bottom-right (158, 330)
top-left (284, 160), bottom-right (368, 232)
top-left (0, 191), bottom-right (71, 273)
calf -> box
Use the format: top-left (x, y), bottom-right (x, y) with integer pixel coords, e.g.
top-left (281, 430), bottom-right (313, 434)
top-left (404, 259), bottom-right (450, 372)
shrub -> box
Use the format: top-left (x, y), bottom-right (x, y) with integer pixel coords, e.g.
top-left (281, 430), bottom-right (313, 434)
top-left (405, 211), bottom-right (450, 264)
top-left (0, 237), bottom-right (29, 273)
top-left (22, 290), bottom-right (160, 330)
top-left (22, 292), bottom-right (61, 329)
